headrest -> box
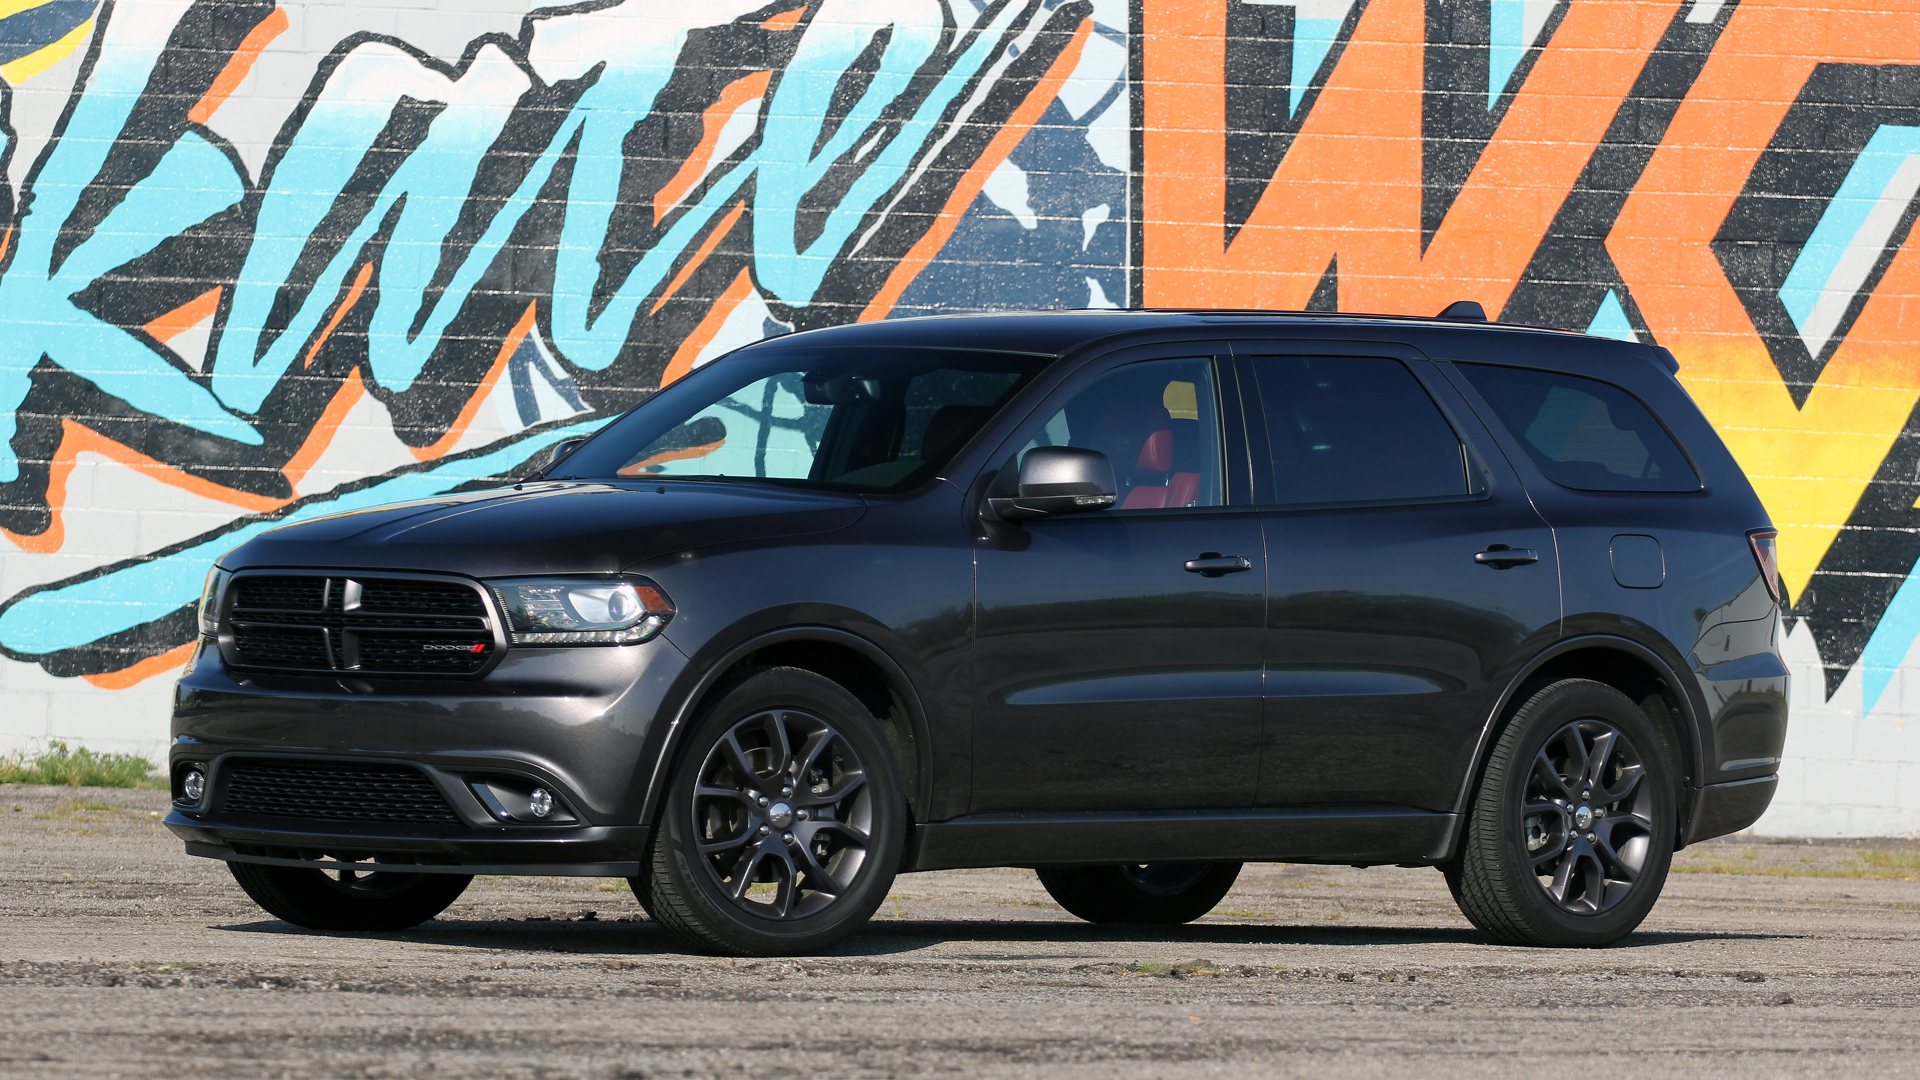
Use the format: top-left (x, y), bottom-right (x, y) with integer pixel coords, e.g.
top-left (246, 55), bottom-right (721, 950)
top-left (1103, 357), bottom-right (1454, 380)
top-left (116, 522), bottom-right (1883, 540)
top-left (922, 404), bottom-right (993, 461)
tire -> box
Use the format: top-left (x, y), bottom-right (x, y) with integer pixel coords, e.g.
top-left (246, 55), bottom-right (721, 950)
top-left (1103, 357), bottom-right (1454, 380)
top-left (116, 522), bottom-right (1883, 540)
top-left (1447, 678), bottom-right (1676, 947)
top-left (228, 862), bottom-right (470, 931)
top-left (1037, 862), bottom-right (1242, 925)
top-left (636, 666), bottom-right (906, 956)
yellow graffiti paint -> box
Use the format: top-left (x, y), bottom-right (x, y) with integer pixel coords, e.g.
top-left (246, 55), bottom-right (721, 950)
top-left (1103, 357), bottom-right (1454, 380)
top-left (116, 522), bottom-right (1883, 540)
top-left (1, 17), bottom-right (93, 85)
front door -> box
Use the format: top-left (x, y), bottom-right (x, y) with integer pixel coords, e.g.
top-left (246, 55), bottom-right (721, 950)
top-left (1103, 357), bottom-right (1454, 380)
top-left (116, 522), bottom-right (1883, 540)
top-left (970, 353), bottom-right (1265, 812)
top-left (1238, 344), bottom-right (1562, 812)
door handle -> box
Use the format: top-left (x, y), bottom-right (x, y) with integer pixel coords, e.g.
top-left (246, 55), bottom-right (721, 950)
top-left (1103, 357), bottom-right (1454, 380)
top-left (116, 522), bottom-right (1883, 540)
top-left (1184, 553), bottom-right (1253, 577)
top-left (1475, 546), bottom-right (1538, 568)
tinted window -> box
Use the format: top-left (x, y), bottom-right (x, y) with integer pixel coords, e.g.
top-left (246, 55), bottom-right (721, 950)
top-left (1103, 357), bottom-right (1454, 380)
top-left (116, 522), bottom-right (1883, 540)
top-left (553, 348), bottom-right (1045, 492)
top-left (1250, 355), bottom-right (1467, 505)
top-left (1023, 357), bottom-right (1224, 509)
top-left (1456, 364), bottom-right (1697, 492)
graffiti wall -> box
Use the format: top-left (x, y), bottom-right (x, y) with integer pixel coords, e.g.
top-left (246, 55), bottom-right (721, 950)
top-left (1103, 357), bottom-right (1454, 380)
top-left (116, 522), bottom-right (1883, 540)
top-left (0, 0), bottom-right (1913, 833)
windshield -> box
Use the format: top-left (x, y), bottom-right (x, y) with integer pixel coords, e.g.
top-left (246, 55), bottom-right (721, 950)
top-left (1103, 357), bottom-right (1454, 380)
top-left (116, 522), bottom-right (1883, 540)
top-left (552, 346), bottom-right (1052, 492)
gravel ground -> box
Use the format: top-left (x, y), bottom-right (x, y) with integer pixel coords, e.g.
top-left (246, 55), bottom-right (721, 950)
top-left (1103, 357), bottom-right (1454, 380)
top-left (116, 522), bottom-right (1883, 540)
top-left (2, 784), bottom-right (1917, 1078)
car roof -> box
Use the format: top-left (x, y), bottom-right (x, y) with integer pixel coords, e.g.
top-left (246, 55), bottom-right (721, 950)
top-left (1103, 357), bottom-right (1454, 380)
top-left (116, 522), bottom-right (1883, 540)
top-left (751, 308), bottom-right (1598, 357)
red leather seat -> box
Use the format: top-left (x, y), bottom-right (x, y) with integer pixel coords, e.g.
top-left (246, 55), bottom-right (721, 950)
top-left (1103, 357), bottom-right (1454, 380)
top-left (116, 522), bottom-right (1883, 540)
top-left (1119, 429), bottom-right (1201, 509)
top-left (1166, 470), bottom-right (1200, 507)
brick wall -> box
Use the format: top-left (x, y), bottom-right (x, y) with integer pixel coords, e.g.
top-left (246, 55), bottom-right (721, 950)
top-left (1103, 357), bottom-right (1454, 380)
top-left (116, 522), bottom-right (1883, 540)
top-left (0, 0), bottom-right (1913, 833)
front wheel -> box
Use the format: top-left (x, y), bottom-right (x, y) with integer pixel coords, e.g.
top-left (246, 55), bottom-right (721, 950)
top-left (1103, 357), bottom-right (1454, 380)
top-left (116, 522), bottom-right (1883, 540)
top-left (228, 861), bottom-right (470, 931)
top-left (1447, 678), bottom-right (1676, 947)
top-left (636, 667), bottom-right (906, 956)
top-left (1038, 862), bottom-right (1242, 924)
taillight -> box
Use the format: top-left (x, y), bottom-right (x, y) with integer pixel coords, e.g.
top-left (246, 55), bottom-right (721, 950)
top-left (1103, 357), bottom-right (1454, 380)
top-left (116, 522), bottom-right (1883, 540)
top-left (1748, 529), bottom-right (1782, 607)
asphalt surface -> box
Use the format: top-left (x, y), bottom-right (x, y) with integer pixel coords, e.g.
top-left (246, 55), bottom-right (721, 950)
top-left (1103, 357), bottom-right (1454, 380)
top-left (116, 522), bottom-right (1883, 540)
top-left (2, 785), bottom-right (1916, 1078)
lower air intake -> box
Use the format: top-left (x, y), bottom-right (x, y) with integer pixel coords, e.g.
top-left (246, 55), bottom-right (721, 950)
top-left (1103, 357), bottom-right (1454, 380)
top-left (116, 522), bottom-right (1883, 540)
top-left (221, 760), bottom-right (460, 823)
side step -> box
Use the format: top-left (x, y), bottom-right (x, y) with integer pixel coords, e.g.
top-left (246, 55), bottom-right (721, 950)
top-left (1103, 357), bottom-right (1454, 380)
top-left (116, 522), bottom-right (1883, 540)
top-left (909, 806), bottom-right (1459, 871)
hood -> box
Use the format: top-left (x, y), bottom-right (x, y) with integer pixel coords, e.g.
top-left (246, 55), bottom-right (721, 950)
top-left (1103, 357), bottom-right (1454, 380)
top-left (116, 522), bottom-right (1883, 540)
top-left (223, 481), bottom-right (868, 578)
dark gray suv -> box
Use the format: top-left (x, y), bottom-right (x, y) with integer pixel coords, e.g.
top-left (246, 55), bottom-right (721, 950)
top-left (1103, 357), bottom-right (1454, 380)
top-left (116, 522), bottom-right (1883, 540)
top-left (166, 309), bottom-right (1787, 955)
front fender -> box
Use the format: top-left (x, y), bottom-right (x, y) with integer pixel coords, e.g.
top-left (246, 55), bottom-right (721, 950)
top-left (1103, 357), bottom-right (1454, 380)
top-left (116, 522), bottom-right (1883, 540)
top-left (628, 614), bottom-right (938, 829)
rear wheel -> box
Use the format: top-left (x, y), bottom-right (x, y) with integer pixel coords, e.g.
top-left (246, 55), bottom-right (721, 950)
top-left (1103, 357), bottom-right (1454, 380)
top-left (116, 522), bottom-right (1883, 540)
top-left (636, 667), bottom-right (906, 956)
top-left (228, 861), bottom-right (470, 931)
top-left (1447, 678), bottom-right (1675, 947)
top-left (1038, 862), bottom-right (1242, 924)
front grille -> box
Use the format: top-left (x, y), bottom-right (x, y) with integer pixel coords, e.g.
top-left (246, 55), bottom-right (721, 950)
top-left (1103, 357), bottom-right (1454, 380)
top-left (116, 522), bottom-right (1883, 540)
top-left (225, 573), bottom-right (496, 676)
top-left (221, 760), bottom-right (460, 823)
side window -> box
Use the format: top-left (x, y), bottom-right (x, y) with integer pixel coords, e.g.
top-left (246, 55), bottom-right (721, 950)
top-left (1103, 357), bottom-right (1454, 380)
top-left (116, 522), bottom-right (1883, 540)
top-left (1024, 357), bottom-right (1225, 509)
top-left (1455, 364), bottom-right (1698, 492)
top-left (1250, 355), bottom-right (1468, 505)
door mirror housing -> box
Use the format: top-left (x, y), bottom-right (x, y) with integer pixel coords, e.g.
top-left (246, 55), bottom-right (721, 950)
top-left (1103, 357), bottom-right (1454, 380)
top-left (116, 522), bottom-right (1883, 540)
top-left (546, 437), bottom-right (589, 472)
top-left (988, 446), bottom-right (1117, 521)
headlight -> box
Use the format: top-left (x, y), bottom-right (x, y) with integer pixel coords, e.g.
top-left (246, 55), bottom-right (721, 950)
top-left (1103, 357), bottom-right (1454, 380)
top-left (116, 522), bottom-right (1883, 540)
top-left (197, 567), bottom-right (232, 638)
top-left (486, 576), bottom-right (674, 645)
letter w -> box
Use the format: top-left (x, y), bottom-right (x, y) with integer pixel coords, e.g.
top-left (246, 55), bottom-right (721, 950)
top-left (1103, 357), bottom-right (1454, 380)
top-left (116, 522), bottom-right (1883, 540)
top-left (1140, 0), bottom-right (1678, 316)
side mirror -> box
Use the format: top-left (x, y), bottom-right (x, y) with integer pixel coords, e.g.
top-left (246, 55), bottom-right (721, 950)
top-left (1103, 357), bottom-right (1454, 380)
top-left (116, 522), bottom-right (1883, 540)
top-left (988, 446), bottom-right (1117, 521)
top-left (546, 437), bottom-right (589, 471)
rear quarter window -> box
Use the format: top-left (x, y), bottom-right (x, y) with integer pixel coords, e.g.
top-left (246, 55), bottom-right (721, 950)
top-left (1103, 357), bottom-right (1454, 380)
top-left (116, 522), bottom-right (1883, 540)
top-left (1456, 363), bottom-right (1699, 492)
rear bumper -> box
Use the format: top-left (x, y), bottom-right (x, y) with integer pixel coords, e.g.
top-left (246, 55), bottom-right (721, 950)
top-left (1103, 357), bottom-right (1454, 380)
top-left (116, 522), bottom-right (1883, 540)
top-left (1684, 773), bottom-right (1778, 845)
top-left (166, 812), bottom-right (648, 877)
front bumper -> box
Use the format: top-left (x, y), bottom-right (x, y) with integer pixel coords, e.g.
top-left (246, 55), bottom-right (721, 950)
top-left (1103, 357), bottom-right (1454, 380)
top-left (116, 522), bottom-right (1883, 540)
top-left (164, 748), bottom-right (654, 875)
top-left (168, 636), bottom-right (692, 875)
top-left (166, 812), bottom-right (648, 876)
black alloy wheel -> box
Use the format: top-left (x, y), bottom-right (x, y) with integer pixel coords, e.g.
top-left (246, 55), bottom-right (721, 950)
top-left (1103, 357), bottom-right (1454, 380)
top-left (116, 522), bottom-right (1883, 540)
top-left (690, 705), bottom-right (875, 920)
top-left (227, 860), bottom-right (471, 931)
top-left (1523, 718), bottom-right (1657, 915)
top-left (1448, 678), bottom-right (1676, 947)
top-left (1038, 861), bottom-right (1242, 924)
top-left (639, 666), bottom-right (904, 955)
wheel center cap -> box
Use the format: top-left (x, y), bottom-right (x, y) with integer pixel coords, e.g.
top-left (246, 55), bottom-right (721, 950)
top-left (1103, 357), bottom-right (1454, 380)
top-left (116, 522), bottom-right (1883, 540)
top-left (1573, 805), bottom-right (1594, 830)
top-left (766, 802), bottom-right (794, 830)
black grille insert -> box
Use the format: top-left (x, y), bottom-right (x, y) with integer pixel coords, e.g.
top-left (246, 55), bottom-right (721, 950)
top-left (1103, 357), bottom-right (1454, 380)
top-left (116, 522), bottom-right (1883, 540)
top-left (230, 625), bottom-right (332, 669)
top-left (235, 577), bottom-right (326, 611)
top-left (222, 760), bottom-right (459, 823)
top-left (225, 574), bottom-right (496, 676)
top-left (358, 580), bottom-right (487, 617)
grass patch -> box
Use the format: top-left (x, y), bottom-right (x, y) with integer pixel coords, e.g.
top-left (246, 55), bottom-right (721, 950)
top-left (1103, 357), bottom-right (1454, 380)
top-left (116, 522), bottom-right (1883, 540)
top-left (1671, 858), bottom-right (1920, 881)
top-left (0, 741), bottom-right (161, 788)
top-left (1863, 848), bottom-right (1920, 872)
top-left (1216, 909), bottom-right (1275, 919)
top-left (36, 798), bottom-right (149, 823)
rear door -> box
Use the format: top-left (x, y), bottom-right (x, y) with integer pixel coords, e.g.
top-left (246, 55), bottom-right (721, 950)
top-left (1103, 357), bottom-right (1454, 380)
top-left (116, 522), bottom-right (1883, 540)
top-left (1237, 341), bottom-right (1562, 811)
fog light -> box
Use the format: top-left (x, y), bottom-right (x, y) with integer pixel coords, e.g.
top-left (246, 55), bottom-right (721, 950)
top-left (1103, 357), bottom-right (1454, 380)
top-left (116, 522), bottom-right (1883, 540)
top-left (467, 778), bottom-right (575, 824)
top-left (182, 769), bottom-right (206, 803)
